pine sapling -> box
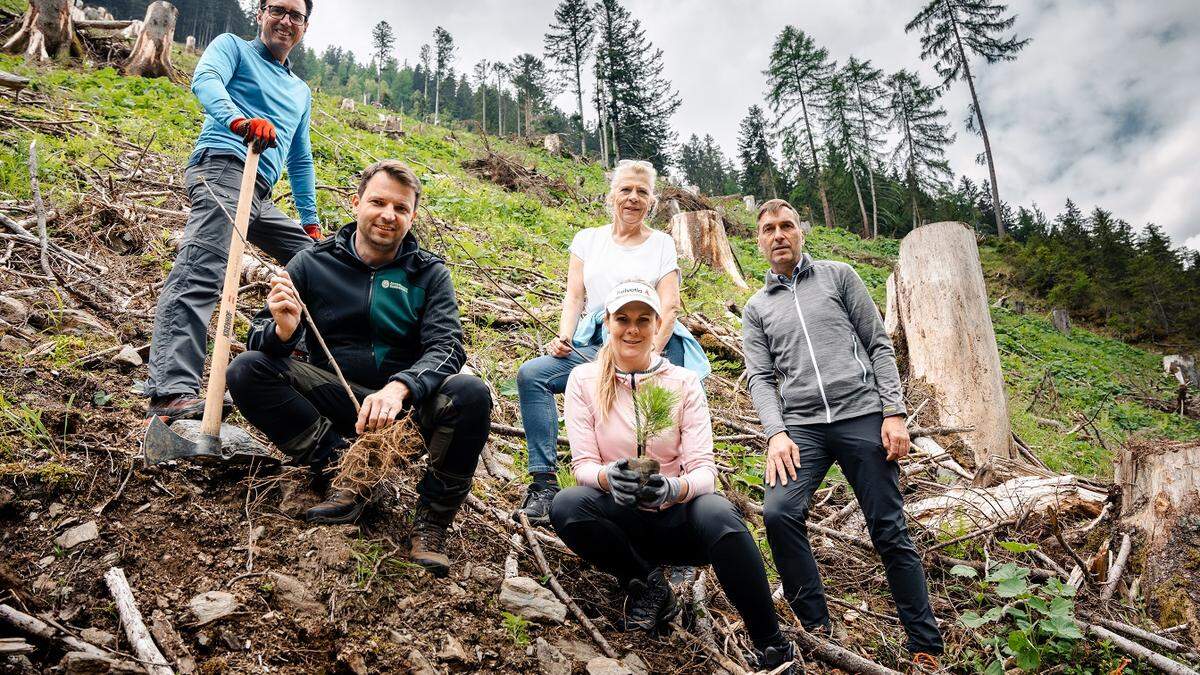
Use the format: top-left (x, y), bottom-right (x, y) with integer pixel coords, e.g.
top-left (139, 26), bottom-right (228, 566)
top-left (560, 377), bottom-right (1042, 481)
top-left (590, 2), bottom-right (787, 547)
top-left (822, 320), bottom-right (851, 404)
top-left (627, 381), bottom-right (679, 485)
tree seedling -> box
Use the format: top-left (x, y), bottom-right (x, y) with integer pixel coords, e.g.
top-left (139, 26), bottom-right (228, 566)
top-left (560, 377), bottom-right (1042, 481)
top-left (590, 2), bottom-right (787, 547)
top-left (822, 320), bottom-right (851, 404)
top-left (627, 381), bottom-right (679, 486)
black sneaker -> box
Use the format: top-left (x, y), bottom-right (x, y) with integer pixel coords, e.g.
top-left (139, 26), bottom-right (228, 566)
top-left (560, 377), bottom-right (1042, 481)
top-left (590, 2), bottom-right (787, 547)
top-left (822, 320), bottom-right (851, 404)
top-left (514, 483), bottom-right (558, 526)
top-left (146, 393), bottom-right (234, 423)
top-left (625, 567), bottom-right (680, 632)
top-left (755, 638), bottom-right (799, 674)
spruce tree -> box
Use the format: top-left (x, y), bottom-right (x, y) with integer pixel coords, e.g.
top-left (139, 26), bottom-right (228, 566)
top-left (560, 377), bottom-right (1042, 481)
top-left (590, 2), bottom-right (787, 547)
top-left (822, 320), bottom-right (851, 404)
top-left (544, 0), bottom-right (595, 156)
top-left (843, 57), bottom-right (888, 237)
top-left (886, 69), bottom-right (954, 229)
top-left (593, 0), bottom-right (681, 168)
top-left (473, 60), bottom-right (491, 133)
top-left (820, 72), bottom-right (872, 237)
top-left (418, 44), bottom-right (432, 108)
top-left (737, 105), bottom-right (778, 199)
top-left (906, 0), bottom-right (1029, 237)
top-left (433, 27), bottom-right (454, 125)
top-left (510, 54), bottom-right (556, 137)
top-left (370, 21), bottom-right (395, 105)
top-left (765, 26), bottom-right (835, 229)
top-left (678, 134), bottom-right (736, 195)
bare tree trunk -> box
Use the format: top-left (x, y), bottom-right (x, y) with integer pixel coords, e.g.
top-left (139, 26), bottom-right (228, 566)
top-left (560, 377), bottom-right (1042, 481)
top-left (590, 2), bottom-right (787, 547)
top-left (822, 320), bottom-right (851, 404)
top-left (889, 221), bottom-right (1015, 465)
top-left (867, 162), bottom-right (879, 238)
top-left (951, 18), bottom-right (1006, 237)
top-left (851, 168), bottom-right (869, 238)
top-left (3, 0), bottom-right (83, 62)
top-left (123, 1), bottom-right (178, 82)
top-left (670, 210), bottom-right (749, 290)
top-left (495, 73), bottom-right (503, 136)
top-left (574, 61), bottom-right (586, 157)
top-left (1115, 440), bottom-right (1200, 644)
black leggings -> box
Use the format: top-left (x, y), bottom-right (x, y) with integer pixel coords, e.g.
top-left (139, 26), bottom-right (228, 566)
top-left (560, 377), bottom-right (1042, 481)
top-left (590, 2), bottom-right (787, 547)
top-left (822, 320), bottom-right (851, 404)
top-left (550, 486), bottom-right (782, 650)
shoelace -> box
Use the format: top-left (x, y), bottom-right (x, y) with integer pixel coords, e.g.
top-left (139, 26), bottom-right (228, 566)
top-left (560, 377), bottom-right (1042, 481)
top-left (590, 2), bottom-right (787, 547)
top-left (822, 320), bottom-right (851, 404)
top-left (416, 522), bottom-right (447, 551)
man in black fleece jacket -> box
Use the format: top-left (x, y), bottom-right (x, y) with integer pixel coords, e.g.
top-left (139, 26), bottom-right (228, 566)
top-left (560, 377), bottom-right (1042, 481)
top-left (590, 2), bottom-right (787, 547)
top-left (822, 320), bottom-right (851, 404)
top-left (226, 160), bottom-right (491, 577)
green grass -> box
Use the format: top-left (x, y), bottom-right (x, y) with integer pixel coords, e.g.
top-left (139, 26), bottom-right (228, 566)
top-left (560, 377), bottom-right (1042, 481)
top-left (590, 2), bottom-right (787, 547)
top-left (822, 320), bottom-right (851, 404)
top-left (0, 54), bottom-right (1195, 483)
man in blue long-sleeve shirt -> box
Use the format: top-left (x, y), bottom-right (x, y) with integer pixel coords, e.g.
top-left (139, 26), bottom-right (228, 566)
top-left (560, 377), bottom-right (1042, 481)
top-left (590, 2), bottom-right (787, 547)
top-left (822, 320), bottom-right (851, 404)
top-left (146, 0), bottom-right (321, 421)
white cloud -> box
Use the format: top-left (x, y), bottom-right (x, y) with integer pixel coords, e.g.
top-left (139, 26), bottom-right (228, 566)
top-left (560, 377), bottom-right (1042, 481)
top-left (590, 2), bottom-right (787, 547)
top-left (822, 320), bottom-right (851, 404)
top-left (302, 0), bottom-right (1199, 247)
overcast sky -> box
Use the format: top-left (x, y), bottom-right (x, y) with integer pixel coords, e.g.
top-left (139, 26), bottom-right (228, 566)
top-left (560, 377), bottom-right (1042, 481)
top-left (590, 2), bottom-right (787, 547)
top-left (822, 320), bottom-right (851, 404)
top-left (301, 0), bottom-right (1200, 251)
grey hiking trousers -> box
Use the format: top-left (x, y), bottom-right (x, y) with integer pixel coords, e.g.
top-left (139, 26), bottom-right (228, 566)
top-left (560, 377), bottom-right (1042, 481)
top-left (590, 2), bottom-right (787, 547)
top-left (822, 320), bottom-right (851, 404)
top-left (144, 150), bottom-right (314, 400)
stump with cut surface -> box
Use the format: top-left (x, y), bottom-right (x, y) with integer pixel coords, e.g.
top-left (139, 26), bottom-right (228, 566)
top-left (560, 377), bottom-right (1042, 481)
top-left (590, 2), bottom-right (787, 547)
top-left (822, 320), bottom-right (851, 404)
top-left (889, 221), bottom-right (1014, 465)
top-left (123, 1), bottom-right (178, 81)
top-left (1052, 308), bottom-right (1071, 335)
top-left (1115, 440), bottom-right (1200, 642)
top-left (543, 133), bottom-right (564, 157)
top-left (670, 210), bottom-right (749, 290)
top-left (3, 0), bottom-right (84, 62)
top-left (184, 34), bottom-right (195, 54)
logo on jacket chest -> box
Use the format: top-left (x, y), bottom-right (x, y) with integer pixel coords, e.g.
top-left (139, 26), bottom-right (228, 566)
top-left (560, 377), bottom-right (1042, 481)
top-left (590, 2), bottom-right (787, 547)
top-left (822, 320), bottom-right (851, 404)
top-left (379, 279), bottom-right (409, 293)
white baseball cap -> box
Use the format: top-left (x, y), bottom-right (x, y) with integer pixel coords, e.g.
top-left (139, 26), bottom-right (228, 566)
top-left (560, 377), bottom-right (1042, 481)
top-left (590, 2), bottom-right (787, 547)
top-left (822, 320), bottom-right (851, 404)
top-left (604, 280), bottom-right (662, 316)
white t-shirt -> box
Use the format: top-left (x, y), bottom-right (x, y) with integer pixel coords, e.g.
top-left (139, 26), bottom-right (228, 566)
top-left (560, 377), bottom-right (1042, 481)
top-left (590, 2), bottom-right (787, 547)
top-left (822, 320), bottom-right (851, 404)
top-left (569, 225), bottom-right (680, 315)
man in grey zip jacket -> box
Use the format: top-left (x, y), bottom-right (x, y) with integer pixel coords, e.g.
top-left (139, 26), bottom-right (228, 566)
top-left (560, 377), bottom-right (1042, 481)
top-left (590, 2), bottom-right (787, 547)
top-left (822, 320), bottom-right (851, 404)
top-left (742, 199), bottom-right (943, 661)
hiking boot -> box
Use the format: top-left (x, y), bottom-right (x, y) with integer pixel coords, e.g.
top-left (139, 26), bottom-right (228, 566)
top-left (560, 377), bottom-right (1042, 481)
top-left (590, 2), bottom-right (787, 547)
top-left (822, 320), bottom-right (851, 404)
top-left (911, 652), bottom-right (942, 672)
top-left (409, 504), bottom-right (450, 577)
top-left (624, 567), bottom-right (679, 632)
top-left (755, 638), bottom-right (800, 674)
top-left (146, 393), bottom-right (233, 424)
top-left (513, 482), bottom-right (558, 526)
top-left (304, 487), bottom-right (369, 524)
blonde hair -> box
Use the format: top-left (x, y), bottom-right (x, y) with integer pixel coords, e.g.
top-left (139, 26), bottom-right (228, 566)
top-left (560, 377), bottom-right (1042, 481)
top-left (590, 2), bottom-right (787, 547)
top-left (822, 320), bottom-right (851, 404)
top-left (594, 292), bottom-right (662, 420)
top-left (605, 159), bottom-right (659, 221)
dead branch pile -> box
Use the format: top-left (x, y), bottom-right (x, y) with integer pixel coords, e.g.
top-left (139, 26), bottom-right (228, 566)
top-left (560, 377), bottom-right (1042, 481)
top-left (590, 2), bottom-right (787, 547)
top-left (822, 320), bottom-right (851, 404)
top-left (461, 149), bottom-right (574, 206)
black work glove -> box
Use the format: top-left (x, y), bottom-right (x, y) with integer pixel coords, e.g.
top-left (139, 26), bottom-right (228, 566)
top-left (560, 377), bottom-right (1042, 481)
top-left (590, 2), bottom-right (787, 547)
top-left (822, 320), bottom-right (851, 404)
top-left (603, 458), bottom-right (640, 507)
top-left (638, 474), bottom-right (683, 509)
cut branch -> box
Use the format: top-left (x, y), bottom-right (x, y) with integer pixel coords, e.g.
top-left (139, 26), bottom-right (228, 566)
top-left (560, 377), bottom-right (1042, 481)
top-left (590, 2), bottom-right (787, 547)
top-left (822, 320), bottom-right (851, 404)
top-left (104, 567), bottom-right (173, 675)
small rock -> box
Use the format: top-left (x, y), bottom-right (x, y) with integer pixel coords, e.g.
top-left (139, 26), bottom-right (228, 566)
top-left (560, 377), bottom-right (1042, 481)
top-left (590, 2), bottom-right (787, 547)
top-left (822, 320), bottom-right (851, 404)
top-left (438, 634), bottom-right (472, 663)
top-left (499, 576), bottom-right (566, 623)
top-left (32, 574), bottom-right (55, 593)
top-left (0, 485), bottom-right (14, 510)
top-left (470, 565), bottom-right (501, 586)
top-left (622, 652), bottom-right (649, 675)
top-left (407, 649), bottom-right (439, 675)
top-left (54, 521), bottom-right (99, 550)
top-left (268, 572), bottom-right (324, 626)
top-left (79, 628), bottom-right (116, 648)
top-left (586, 656), bottom-right (633, 675)
top-left (555, 638), bottom-right (601, 663)
top-left (188, 590), bottom-right (238, 626)
top-left (112, 345), bottom-right (143, 371)
top-left (217, 629), bottom-right (241, 651)
top-left (338, 650), bottom-right (369, 675)
top-left (48, 503), bottom-right (65, 518)
top-left (535, 638), bottom-right (571, 675)
top-left (37, 556), bottom-right (55, 568)
top-left (0, 296), bottom-right (29, 325)
top-left (60, 651), bottom-right (141, 674)
top-left (446, 581), bottom-right (467, 597)
top-left (0, 334), bottom-right (28, 353)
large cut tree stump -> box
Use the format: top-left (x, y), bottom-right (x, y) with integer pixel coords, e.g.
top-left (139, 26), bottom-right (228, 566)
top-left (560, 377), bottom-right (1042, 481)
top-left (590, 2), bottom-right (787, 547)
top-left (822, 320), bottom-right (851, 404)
top-left (889, 222), bottom-right (1014, 465)
top-left (1052, 308), bottom-right (1071, 335)
top-left (3, 0), bottom-right (84, 62)
top-left (1114, 440), bottom-right (1200, 642)
top-left (670, 210), bottom-right (749, 290)
top-left (123, 1), bottom-right (178, 81)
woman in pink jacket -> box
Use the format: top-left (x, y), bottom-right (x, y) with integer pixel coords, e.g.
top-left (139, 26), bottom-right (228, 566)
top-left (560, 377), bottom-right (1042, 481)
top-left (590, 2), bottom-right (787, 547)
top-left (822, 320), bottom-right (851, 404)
top-left (549, 281), bottom-right (797, 673)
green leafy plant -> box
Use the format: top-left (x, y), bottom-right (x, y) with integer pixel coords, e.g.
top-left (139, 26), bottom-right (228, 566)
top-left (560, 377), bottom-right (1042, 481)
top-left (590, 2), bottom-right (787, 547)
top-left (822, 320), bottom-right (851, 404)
top-left (501, 611), bottom-right (530, 646)
top-left (633, 381), bottom-right (679, 453)
top-left (953, 545), bottom-right (1084, 672)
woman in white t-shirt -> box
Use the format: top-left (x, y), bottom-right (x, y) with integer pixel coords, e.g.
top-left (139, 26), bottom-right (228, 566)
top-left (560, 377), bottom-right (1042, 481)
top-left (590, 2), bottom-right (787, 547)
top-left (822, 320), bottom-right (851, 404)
top-left (515, 160), bottom-right (692, 524)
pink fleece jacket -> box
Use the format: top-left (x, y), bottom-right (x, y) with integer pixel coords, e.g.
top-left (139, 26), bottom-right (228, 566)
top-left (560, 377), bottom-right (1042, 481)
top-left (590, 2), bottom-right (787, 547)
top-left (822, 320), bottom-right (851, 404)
top-left (564, 358), bottom-right (718, 501)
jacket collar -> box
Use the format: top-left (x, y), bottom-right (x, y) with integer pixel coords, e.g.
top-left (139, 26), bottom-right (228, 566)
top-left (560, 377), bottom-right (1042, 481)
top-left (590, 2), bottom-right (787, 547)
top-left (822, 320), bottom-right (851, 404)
top-left (333, 222), bottom-right (431, 273)
top-left (614, 356), bottom-right (669, 388)
top-left (252, 37), bottom-right (292, 73)
top-left (763, 253), bottom-right (814, 293)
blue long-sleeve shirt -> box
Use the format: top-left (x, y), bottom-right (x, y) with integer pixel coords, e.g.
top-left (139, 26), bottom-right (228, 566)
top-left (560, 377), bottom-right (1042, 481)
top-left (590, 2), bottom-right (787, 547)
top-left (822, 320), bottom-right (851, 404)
top-left (189, 34), bottom-right (318, 225)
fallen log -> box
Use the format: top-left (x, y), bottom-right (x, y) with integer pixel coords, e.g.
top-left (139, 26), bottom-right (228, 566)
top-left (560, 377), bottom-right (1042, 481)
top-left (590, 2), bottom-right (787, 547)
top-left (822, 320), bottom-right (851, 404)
top-left (0, 71), bottom-right (30, 98)
top-left (0, 603), bottom-right (107, 658)
top-left (1099, 533), bottom-right (1131, 602)
top-left (889, 222), bottom-right (1014, 464)
top-left (906, 474), bottom-right (1106, 529)
top-left (791, 628), bottom-right (903, 675)
top-left (1092, 618), bottom-right (1198, 658)
top-left (1082, 622), bottom-right (1199, 675)
top-left (104, 567), bottom-right (173, 675)
top-left (75, 19), bottom-right (134, 30)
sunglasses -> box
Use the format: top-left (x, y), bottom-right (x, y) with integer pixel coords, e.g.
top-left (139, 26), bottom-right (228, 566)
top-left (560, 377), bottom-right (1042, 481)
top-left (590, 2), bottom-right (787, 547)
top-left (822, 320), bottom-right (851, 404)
top-left (263, 4), bottom-right (308, 25)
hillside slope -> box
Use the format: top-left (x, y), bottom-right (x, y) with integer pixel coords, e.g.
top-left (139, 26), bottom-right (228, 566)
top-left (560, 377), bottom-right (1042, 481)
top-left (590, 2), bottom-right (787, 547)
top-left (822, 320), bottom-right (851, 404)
top-left (1, 53), bottom-right (1197, 674)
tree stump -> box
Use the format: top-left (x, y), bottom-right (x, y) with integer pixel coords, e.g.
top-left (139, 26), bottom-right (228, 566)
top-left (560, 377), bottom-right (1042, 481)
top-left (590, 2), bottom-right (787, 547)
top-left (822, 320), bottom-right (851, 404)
top-left (670, 210), bottom-right (749, 290)
top-left (184, 34), bottom-right (195, 54)
top-left (120, 19), bottom-right (142, 39)
top-left (1164, 355), bottom-right (1198, 388)
top-left (340, 97), bottom-right (355, 111)
top-left (1052, 308), bottom-right (1071, 335)
top-left (889, 221), bottom-right (1014, 465)
top-left (743, 195), bottom-right (755, 212)
top-left (123, 1), bottom-right (177, 81)
top-left (1114, 440), bottom-right (1200, 641)
top-left (3, 0), bottom-right (85, 62)
top-left (543, 133), bottom-right (564, 157)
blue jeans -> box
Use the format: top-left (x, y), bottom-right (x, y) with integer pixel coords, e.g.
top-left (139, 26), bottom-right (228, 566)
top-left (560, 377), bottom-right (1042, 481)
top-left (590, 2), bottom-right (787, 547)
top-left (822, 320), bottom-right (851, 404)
top-left (517, 334), bottom-right (685, 476)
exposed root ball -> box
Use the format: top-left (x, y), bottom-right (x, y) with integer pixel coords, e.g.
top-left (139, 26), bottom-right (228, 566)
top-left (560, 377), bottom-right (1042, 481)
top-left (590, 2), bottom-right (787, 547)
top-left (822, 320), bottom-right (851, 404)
top-left (332, 417), bottom-right (424, 492)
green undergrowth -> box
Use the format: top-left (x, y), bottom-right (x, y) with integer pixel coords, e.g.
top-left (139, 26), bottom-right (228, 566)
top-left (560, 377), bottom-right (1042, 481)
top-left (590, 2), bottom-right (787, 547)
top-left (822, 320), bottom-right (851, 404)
top-left (0, 55), bottom-right (1195, 483)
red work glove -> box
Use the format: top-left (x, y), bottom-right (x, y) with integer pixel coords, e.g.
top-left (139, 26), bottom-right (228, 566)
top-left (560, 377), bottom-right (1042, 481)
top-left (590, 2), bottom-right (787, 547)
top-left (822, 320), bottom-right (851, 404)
top-left (229, 117), bottom-right (278, 152)
top-left (303, 224), bottom-right (323, 240)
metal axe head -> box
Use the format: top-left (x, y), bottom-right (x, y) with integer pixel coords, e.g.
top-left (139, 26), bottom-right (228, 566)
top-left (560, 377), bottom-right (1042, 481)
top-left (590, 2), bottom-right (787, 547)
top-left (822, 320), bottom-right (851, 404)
top-left (143, 416), bottom-right (278, 467)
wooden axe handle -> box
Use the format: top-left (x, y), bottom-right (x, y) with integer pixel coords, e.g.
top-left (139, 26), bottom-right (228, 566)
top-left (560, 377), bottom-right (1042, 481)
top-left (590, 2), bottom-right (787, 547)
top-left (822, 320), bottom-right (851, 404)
top-left (199, 147), bottom-right (261, 437)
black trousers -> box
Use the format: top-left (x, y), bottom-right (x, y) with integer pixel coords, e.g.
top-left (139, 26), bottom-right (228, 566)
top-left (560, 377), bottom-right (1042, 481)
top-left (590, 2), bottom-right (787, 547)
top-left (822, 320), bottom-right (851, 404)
top-left (763, 413), bottom-right (943, 654)
top-left (226, 351), bottom-right (490, 519)
top-left (550, 486), bottom-right (783, 650)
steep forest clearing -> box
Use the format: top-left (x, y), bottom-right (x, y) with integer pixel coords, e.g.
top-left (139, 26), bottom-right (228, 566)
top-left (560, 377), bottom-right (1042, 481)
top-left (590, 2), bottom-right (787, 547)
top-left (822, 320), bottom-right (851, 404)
top-left (1, 51), bottom-right (1199, 675)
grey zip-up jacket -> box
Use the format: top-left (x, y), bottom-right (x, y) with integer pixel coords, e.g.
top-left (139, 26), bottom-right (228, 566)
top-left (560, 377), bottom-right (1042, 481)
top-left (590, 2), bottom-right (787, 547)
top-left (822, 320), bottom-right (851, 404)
top-left (742, 253), bottom-right (905, 438)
